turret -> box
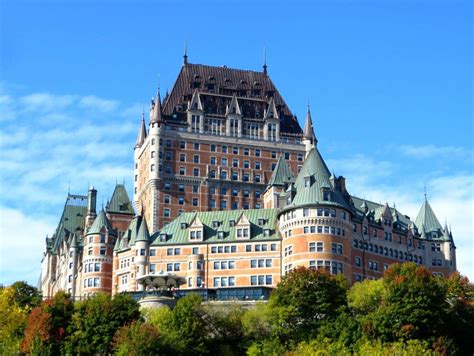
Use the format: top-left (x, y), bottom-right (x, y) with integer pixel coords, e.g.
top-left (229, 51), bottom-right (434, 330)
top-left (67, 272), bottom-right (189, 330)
top-left (134, 216), bottom-right (150, 291)
top-left (67, 233), bottom-right (79, 297)
top-left (135, 113), bottom-right (147, 149)
top-left (302, 104), bottom-right (317, 157)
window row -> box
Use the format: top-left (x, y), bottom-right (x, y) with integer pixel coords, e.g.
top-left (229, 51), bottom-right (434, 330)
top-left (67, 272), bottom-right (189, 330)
top-left (213, 276), bottom-right (236, 287)
top-left (353, 240), bottom-right (424, 263)
top-left (309, 260), bottom-right (344, 275)
top-left (250, 275), bottom-right (273, 286)
top-left (213, 260), bottom-right (235, 270)
top-left (119, 258), bottom-right (131, 269)
top-left (187, 276), bottom-right (203, 288)
top-left (246, 243), bottom-right (278, 253)
top-left (84, 263), bottom-right (100, 273)
top-left (250, 259), bottom-right (273, 268)
top-left (83, 277), bottom-right (100, 288)
top-left (303, 225), bottom-right (346, 236)
top-left (211, 245), bottom-right (237, 254)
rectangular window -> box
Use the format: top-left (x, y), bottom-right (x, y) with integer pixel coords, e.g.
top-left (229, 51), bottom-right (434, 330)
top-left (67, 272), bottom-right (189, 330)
top-left (255, 149), bottom-right (261, 157)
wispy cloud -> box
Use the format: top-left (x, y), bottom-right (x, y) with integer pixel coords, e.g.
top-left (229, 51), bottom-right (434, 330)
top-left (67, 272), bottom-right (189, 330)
top-left (79, 95), bottom-right (119, 112)
top-left (399, 144), bottom-right (473, 160)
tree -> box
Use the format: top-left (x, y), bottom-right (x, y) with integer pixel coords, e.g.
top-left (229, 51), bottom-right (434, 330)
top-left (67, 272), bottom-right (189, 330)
top-left (11, 281), bottom-right (41, 310)
top-left (0, 286), bottom-right (29, 354)
top-left (21, 291), bottom-right (73, 355)
top-left (267, 267), bottom-right (348, 344)
top-left (64, 293), bottom-right (140, 354)
top-left (112, 321), bottom-right (163, 356)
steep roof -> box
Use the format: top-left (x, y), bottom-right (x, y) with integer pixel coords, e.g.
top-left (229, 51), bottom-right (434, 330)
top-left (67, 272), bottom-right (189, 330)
top-left (135, 217), bottom-right (150, 243)
top-left (50, 194), bottom-right (88, 252)
top-left (150, 208), bottom-right (278, 245)
top-left (150, 88), bottom-right (163, 124)
top-left (87, 210), bottom-right (116, 236)
top-left (267, 155), bottom-right (294, 187)
top-left (106, 184), bottom-right (134, 215)
top-left (135, 114), bottom-right (147, 148)
top-left (414, 198), bottom-right (450, 240)
top-left (161, 62), bottom-right (302, 135)
top-left (284, 148), bottom-right (350, 211)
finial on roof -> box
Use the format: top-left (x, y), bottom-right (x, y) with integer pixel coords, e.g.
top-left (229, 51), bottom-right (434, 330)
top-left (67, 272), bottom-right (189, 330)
top-left (263, 46), bottom-right (267, 75)
top-left (424, 185), bottom-right (427, 200)
top-left (183, 41), bottom-right (188, 65)
top-left (303, 102), bottom-right (316, 144)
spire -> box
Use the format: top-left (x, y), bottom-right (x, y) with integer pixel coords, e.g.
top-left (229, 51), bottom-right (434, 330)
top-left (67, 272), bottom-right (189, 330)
top-left (268, 155), bottom-right (294, 187)
top-left (263, 46), bottom-right (268, 75)
top-left (135, 113), bottom-right (147, 148)
top-left (226, 94), bottom-right (241, 115)
top-left (135, 217), bottom-right (150, 243)
top-left (303, 102), bottom-right (317, 145)
top-left (264, 97), bottom-right (279, 120)
top-left (188, 89), bottom-right (203, 111)
top-left (150, 82), bottom-right (163, 124)
top-left (183, 41), bottom-right (188, 66)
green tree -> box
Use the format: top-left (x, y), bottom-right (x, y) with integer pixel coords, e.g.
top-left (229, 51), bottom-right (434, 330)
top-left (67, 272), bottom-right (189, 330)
top-left (64, 292), bottom-right (140, 354)
top-left (268, 267), bottom-right (348, 344)
top-left (112, 320), bottom-right (163, 356)
top-left (0, 286), bottom-right (29, 354)
top-left (11, 281), bottom-right (41, 309)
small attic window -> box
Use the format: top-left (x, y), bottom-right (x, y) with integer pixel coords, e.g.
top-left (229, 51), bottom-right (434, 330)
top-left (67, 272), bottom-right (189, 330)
top-left (159, 233), bottom-right (167, 242)
top-left (181, 222), bottom-right (188, 229)
top-left (263, 229), bottom-right (270, 237)
top-left (212, 221), bottom-right (220, 228)
top-left (194, 74), bottom-right (202, 81)
top-left (304, 177), bottom-right (311, 188)
top-left (322, 189), bottom-right (330, 201)
top-left (217, 231), bottom-right (224, 239)
top-left (258, 218), bottom-right (266, 226)
top-left (229, 220), bottom-right (236, 227)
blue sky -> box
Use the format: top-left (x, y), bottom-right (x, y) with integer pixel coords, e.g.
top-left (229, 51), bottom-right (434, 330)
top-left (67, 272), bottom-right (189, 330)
top-left (0, 0), bottom-right (472, 285)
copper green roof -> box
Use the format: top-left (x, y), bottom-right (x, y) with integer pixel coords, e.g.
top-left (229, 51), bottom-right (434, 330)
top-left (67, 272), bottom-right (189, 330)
top-left (415, 198), bottom-right (449, 240)
top-left (267, 155), bottom-right (294, 187)
top-left (87, 210), bottom-right (116, 236)
top-left (150, 209), bottom-right (278, 245)
top-left (283, 148), bottom-right (350, 211)
top-left (50, 194), bottom-right (88, 252)
top-left (135, 217), bottom-right (150, 242)
top-left (106, 184), bottom-right (134, 215)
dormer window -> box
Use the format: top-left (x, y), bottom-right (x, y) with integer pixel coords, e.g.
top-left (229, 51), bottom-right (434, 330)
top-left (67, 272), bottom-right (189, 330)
top-left (180, 222), bottom-right (188, 229)
top-left (322, 189), bottom-right (330, 201)
top-left (217, 231), bottom-right (224, 239)
top-left (212, 221), bottom-right (220, 228)
top-left (190, 230), bottom-right (202, 240)
top-left (159, 234), bottom-right (167, 242)
top-left (304, 177), bottom-right (311, 188)
top-left (229, 220), bottom-right (236, 227)
top-left (263, 229), bottom-right (270, 237)
top-left (236, 228), bottom-right (249, 238)
top-left (258, 218), bottom-right (266, 226)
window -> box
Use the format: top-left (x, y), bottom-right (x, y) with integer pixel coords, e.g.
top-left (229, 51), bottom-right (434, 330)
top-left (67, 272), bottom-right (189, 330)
top-left (150, 249), bottom-right (156, 256)
top-left (94, 262), bottom-right (100, 272)
top-left (192, 198), bottom-right (198, 206)
top-left (244, 148), bottom-right (249, 155)
top-left (222, 145), bottom-right (227, 153)
top-left (210, 156), bottom-right (216, 165)
top-left (233, 146), bottom-right (238, 154)
top-left (271, 151), bottom-right (276, 158)
top-left (164, 195), bottom-right (170, 204)
top-left (193, 155), bottom-right (200, 163)
top-left (211, 144), bottom-right (216, 152)
top-left (165, 151), bottom-right (172, 160)
top-left (165, 140), bottom-right (172, 148)
top-left (100, 246), bottom-right (106, 255)
top-left (331, 243), bottom-right (343, 255)
top-left (193, 168), bottom-right (199, 176)
top-left (180, 141), bottom-right (186, 149)
top-left (178, 184), bottom-right (184, 192)
top-left (255, 149), bottom-right (261, 157)
top-left (178, 196), bottom-right (184, 205)
top-left (150, 164), bottom-right (155, 172)
top-left (355, 256), bottom-right (361, 267)
top-left (255, 175), bottom-right (261, 183)
top-left (179, 153), bottom-right (186, 162)
top-left (233, 159), bottom-right (239, 167)
top-left (179, 167), bottom-right (186, 175)
top-left (194, 143), bottom-right (199, 150)
top-left (284, 152), bottom-right (290, 160)
top-left (164, 208), bottom-right (170, 217)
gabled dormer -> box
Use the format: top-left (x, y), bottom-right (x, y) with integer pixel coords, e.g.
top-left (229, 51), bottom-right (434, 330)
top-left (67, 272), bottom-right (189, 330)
top-left (225, 94), bottom-right (242, 137)
top-left (187, 89), bottom-right (203, 133)
top-left (264, 97), bottom-right (279, 141)
top-left (380, 203), bottom-right (392, 227)
top-left (188, 214), bottom-right (204, 242)
top-left (235, 212), bottom-right (251, 239)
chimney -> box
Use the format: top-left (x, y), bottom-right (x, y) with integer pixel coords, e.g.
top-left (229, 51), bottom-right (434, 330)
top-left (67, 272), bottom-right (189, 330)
top-left (86, 186), bottom-right (97, 228)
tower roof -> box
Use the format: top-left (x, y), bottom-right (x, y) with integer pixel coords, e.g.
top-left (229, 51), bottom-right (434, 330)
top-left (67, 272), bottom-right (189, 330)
top-left (150, 87), bottom-right (163, 124)
top-left (284, 147), bottom-right (350, 211)
top-left (414, 197), bottom-right (446, 240)
top-left (161, 62), bottom-right (302, 135)
top-left (303, 105), bottom-right (317, 144)
top-left (87, 210), bottom-right (116, 236)
top-left (135, 217), bottom-right (150, 242)
top-left (135, 114), bottom-right (147, 148)
top-left (268, 155), bottom-right (294, 187)
top-left (106, 184), bottom-right (134, 215)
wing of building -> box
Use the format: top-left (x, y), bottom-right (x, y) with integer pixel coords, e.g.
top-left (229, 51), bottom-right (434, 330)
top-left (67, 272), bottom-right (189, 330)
top-left (39, 58), bottom-right (457, 300)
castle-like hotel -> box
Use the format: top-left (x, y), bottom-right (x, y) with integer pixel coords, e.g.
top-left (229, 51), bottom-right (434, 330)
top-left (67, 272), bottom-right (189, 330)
top-left (39, 56), bottom-right (457, 299)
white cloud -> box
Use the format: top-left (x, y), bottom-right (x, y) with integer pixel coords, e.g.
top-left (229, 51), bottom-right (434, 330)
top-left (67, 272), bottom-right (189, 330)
top-left (20, 92), bottom-right (77, 112)
top-left (79, 95), bottom-right (119, 112)
top-left (0, 206), bottom-right (56, 285)
top-left (399, 144), bottom-right (473, 160)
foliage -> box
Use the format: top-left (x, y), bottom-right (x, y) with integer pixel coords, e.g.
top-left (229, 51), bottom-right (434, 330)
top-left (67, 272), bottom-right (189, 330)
top-left (268, 267), bottom-right (348, 343)
top-left (11, 280), bottom-right (41, 309)
top-left (347, 278), bottom-right (385, 314)
top-left (64, 292), bottom-right (140, 355)
top-left (21, 291), bottom-right (73, 355)
top-left (112, 320), bottom-right (162, 356)
top-left (0, 286), bottom-right (29, 355)
top-left (146, 294), bottom-right (207, 355)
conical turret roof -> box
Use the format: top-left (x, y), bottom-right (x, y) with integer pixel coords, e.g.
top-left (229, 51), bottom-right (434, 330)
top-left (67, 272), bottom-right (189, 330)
top-left (87, 210), bottom-right (116, 236)
top-left (268, 155), bottom-right (294, 187)
top-left (303, 106), bottom-right (316, 144)
top-left (414, 197), bottom-right (445, 239)
top-left (284, 147), bottom-right (350, 210)
top-left (135, 114), bottom-right (147, 148)
top-left (150, 88), bottom-right (163, 124)
top-left (135, 217), bottom-right (150, 243)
